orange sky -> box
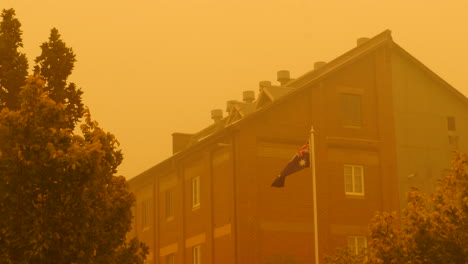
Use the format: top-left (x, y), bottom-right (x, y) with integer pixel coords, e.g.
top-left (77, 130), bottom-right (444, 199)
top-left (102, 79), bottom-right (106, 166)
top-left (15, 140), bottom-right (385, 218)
top-left (4, 0), bottom-right (468, 178)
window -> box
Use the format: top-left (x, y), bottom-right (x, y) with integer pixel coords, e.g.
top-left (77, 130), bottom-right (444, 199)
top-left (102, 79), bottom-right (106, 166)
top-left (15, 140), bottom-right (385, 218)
top-left (192, 177), bottom-right (200, 208)
top-left (347, 236), bottom-right (367, 255)
top-left (344, 165), bottom-right (364, 195)
top-left (141, 199), bottom-right (150, 228)
top-left (447, 116), bottom-right (456, 131)
top-left (341, 94), bottom-right (362, 126)
top-left (166, 254), bottom-right (175, 264)
top-left (447, 116), bottom-right (459, 145)
top-left (193, 245), bottom-right (201, 264)
top-left (166, 189), bottom-right (174, 219)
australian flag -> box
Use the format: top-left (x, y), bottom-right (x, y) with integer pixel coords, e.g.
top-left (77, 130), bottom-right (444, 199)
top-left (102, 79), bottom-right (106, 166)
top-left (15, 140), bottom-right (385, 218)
top-left (271, 143), bottom-right (310, 187)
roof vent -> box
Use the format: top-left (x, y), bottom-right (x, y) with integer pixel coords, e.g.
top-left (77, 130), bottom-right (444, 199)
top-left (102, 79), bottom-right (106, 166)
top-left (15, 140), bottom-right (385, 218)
top-left (277, 70), bottom-right (290, 86)
top-left (211, 109), bottom-right (223, 123)
top-left (357, 37), bottom-right (370, 46)
top-left (243, 90), bottom-right (255, 103)
top-left (314, 61), bottom-right (326, 70)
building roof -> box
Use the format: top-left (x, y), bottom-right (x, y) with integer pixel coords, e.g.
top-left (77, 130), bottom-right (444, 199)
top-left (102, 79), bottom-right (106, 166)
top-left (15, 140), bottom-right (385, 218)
top-left (256, 85), bottom-right (295, 109)
top-left (225, 102), bottom-right (256, 124)
top-left (130, 29), bottom-right (468, 183)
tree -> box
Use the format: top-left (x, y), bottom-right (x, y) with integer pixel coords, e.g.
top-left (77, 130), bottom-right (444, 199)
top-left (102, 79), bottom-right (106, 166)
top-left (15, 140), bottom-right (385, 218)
top-left (34, 28), bottom-right (84, 128)
top-left (0, 76), bottom-right (148, 263)
top-left (0, 8), bottom-right (28, 109)
top-left (325, 152), bottom-right (468, 264)
top-left (0, 8), bottom-right (147, 263)
top-left (324, 247), bottom-right (365, 264)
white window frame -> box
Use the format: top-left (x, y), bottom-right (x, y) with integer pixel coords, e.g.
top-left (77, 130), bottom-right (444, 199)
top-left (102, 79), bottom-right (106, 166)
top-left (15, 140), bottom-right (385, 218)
top-left (192, 176), bottom-right (200, 208)
top-left (344, 164), bottom-right (365, 196)
top-left (347, 235), bottom-right (367, 255)
top-left (193, 245), bottom-right (201, 264)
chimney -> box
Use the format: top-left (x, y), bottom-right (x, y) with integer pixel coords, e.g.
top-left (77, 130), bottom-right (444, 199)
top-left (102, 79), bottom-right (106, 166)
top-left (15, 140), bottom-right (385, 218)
top-left (211, 109), bottom-right (223, 123)
top-left (357, 37), bottom-right (370, 46)
top-left (277, 70), bottom-right (291, 86)
top-left (314, 61), bottom-right (326, 70)
top-left (243, 90), bottom-right (255, 103)
top-left (259, 81), bottom-right (271, 91)
top-left (172, 133), bottom-right (193, 154)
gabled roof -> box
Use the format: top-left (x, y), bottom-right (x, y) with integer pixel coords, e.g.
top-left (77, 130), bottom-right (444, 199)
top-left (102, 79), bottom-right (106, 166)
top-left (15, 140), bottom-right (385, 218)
top-left (256, 85), bottom-right (295, 109)
top-left (131, 29), bottom-right (468, 180)
top-left (226, 102), bottom-right (256, 125)
top-left (284, 29), bottom-right (467, 105)
top-left (236, 102), bottom-right (256, 117)
top-left (284, 30), bottom-right (393, 88)
top-left (225, 108), bottom-right (242, 125)
top-left (391, 42), bottom-right (468, 105)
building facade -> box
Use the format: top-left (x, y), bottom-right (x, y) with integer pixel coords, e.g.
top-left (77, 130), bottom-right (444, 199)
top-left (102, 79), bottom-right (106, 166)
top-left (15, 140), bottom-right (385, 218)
top-left (128, 30), bottom-right (468, 264)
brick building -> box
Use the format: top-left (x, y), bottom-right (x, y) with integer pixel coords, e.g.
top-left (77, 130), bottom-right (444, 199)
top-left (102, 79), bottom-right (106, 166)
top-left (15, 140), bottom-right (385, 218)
top-left (128, 30), bottom-right (468, 264)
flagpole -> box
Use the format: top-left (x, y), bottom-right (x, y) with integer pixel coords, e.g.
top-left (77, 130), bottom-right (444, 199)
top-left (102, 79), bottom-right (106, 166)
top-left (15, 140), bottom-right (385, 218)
top-left (310, 126), bottom-right (319, 264)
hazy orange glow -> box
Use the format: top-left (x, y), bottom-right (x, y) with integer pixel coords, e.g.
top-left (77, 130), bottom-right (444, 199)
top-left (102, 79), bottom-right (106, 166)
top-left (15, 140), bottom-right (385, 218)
top-left (5, 0), bottom-right (468, 178)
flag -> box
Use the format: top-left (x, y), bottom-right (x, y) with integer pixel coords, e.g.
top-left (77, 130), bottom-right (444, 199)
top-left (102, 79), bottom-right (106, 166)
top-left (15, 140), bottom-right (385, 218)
top-left (271, 143), bottom-right (310, 187)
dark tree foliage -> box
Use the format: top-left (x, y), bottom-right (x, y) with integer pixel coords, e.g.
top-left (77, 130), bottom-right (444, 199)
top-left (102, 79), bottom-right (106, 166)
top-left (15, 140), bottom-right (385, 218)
top-left (0, 9), bottom-right (148, 264)
top-left (0, 76), bottom-right (148, 264)
top-left (0, 8), bottom-right (28, 109)
top-left (34, 28), bottom-right (84, 128)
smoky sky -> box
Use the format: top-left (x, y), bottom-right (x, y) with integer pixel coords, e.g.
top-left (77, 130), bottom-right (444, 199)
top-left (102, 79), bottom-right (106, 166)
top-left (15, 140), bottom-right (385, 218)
top-left (5, 0), bottom-right (468, 178)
